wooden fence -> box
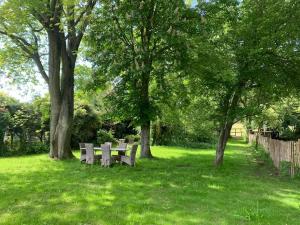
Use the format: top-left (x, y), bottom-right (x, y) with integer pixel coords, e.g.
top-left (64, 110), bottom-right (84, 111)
top-left (249, 133), bottom-right (300, 177)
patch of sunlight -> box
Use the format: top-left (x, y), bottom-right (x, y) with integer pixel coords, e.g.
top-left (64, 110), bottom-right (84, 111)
top-left (166, 211), bottom-right (205, 224)
top-left (202, 174), bottom-right (218, 180)
top-left (15, 200), bottom-right (31, 208)
top-left (0, 213), bottom-right (13, 225)
top-left (228, 142), bottom-right (249, 147)
top-left (267, 191), bottom-right (300, 209)
top-left (169, 182), bottom-right (179, 188)
top-left (208, 183), bottom-right (224, 191)
top-left (40, 212), bottom-right (62, 221)
top-left (126, 213), bottom-right (145, 224)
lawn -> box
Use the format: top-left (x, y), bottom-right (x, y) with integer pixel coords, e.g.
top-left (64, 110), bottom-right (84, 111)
top-left (0, 140), bottom-right (300, 225)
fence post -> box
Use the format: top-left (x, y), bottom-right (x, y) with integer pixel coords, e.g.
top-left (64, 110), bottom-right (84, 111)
top-left (290, 142), bottom-right (295, 178)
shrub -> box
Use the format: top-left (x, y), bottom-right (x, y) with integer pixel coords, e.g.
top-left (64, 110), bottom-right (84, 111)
top-left (24, 142), bottom-right (49, 155)
top-left (0, 142), bottom-right (49, 157)
top-left (125, 134), bottom-right (140, 143)
top-left (97, 129), bottom-right (117, 144)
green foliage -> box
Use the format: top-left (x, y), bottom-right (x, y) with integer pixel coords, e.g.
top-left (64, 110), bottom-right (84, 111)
top-left (152, 121), bottom-right (215, 148)
top-left (152, 92), bottom-right (217, 147)
top-left (279, 161), bottom-right (292, 177)
top-left (71, 100), bottom-right (101, 147)
top-left (124, 134), bottom-right (140, 143)
top-left (0, 107), bottom-right (10, 154)
top-left (0, 93), bottom-right (50, 156)
top-left (252, 145), bottom-right (273, 168)
top-left (250, 97), bottom-right (300, 141)
top-left (97, 129), bottom-right (117, 145)
top-left (87, 0), bottom-right (191, 126)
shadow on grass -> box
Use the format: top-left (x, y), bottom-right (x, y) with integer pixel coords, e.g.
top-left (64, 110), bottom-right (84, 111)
top-left (0, 142), bottom-right (300, 225)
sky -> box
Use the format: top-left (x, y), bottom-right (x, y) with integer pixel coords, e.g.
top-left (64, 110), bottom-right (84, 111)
top-left (0, 74), bottom-right (48, 102)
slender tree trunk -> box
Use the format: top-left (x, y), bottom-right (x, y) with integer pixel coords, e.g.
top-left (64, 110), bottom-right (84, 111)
top-left (141, 121), bottom-right (152, 158)
top-left (215, 122), bottom-right (233, 166)
top-left (214, 83), bottom-right (244, 166)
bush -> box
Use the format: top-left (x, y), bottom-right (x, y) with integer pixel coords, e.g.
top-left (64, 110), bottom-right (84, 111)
top-left (125, 134), bottom-right (140, 143)
top-left (0, 142), bottom-right (49, 157)
top-left (97, 129), bottom-right (117, 144)
top-left (151, 122), bottom-right (216, 148)
top-left (24, 142), bottom-right (49, 155)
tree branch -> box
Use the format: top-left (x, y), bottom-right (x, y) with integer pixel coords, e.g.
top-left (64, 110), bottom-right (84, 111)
top-left (111, 3), bottom-right (132, 49)
top-left (0, 30), bottom-right (49, 84)
top-left (32, 53), bottom-right (49, 84)
top-left (64, 0), bottom-right (97, 52)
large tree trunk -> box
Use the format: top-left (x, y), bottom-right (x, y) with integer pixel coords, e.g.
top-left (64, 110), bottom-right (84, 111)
top-left (56, 99), bottom-right (74, 159)
top-left (215, 122), bottom-right (233, 166)
top-left (49, 78), bottom-right (74, 159)
top-left (140, 121), bottom-right (152, 158)
top-left (48, 29), bottom-right (75, 159)
top-left (57, 47), bottom-right (75, 159)
top-left (139, 67), bottom-right (153, 158)
top-left (48, 29), bottom-right (62, 159)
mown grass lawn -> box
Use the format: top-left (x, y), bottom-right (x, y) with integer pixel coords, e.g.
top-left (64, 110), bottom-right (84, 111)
top-left (0, 140), bottom-right (300, 225)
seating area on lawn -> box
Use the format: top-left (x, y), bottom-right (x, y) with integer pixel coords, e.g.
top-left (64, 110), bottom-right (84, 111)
top-left (79, 139), bottom-right (138, 167)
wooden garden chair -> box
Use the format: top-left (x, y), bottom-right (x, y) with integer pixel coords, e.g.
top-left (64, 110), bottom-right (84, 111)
top-left (85, 143), bottom-right (101, 165)
top-left (101, 144), bottom-right (114, 167)
top-left (120, 144), bottom-right (138, 166)
top-left (79, 143), bottom-right (86, 163)
top-left (104, 142), bottom-right (112, 148)
top-left (117, 142), bottom-right (127, 158)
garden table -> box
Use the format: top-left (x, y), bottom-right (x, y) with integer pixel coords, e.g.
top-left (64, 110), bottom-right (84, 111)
top-left (94, 147), bottom-right (127, 152)
top-left (94, 146), bottom-right (127, 158)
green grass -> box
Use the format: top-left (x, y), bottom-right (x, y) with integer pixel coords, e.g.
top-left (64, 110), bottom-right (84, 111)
top-left (0, 139), bottom-right (300, 225)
